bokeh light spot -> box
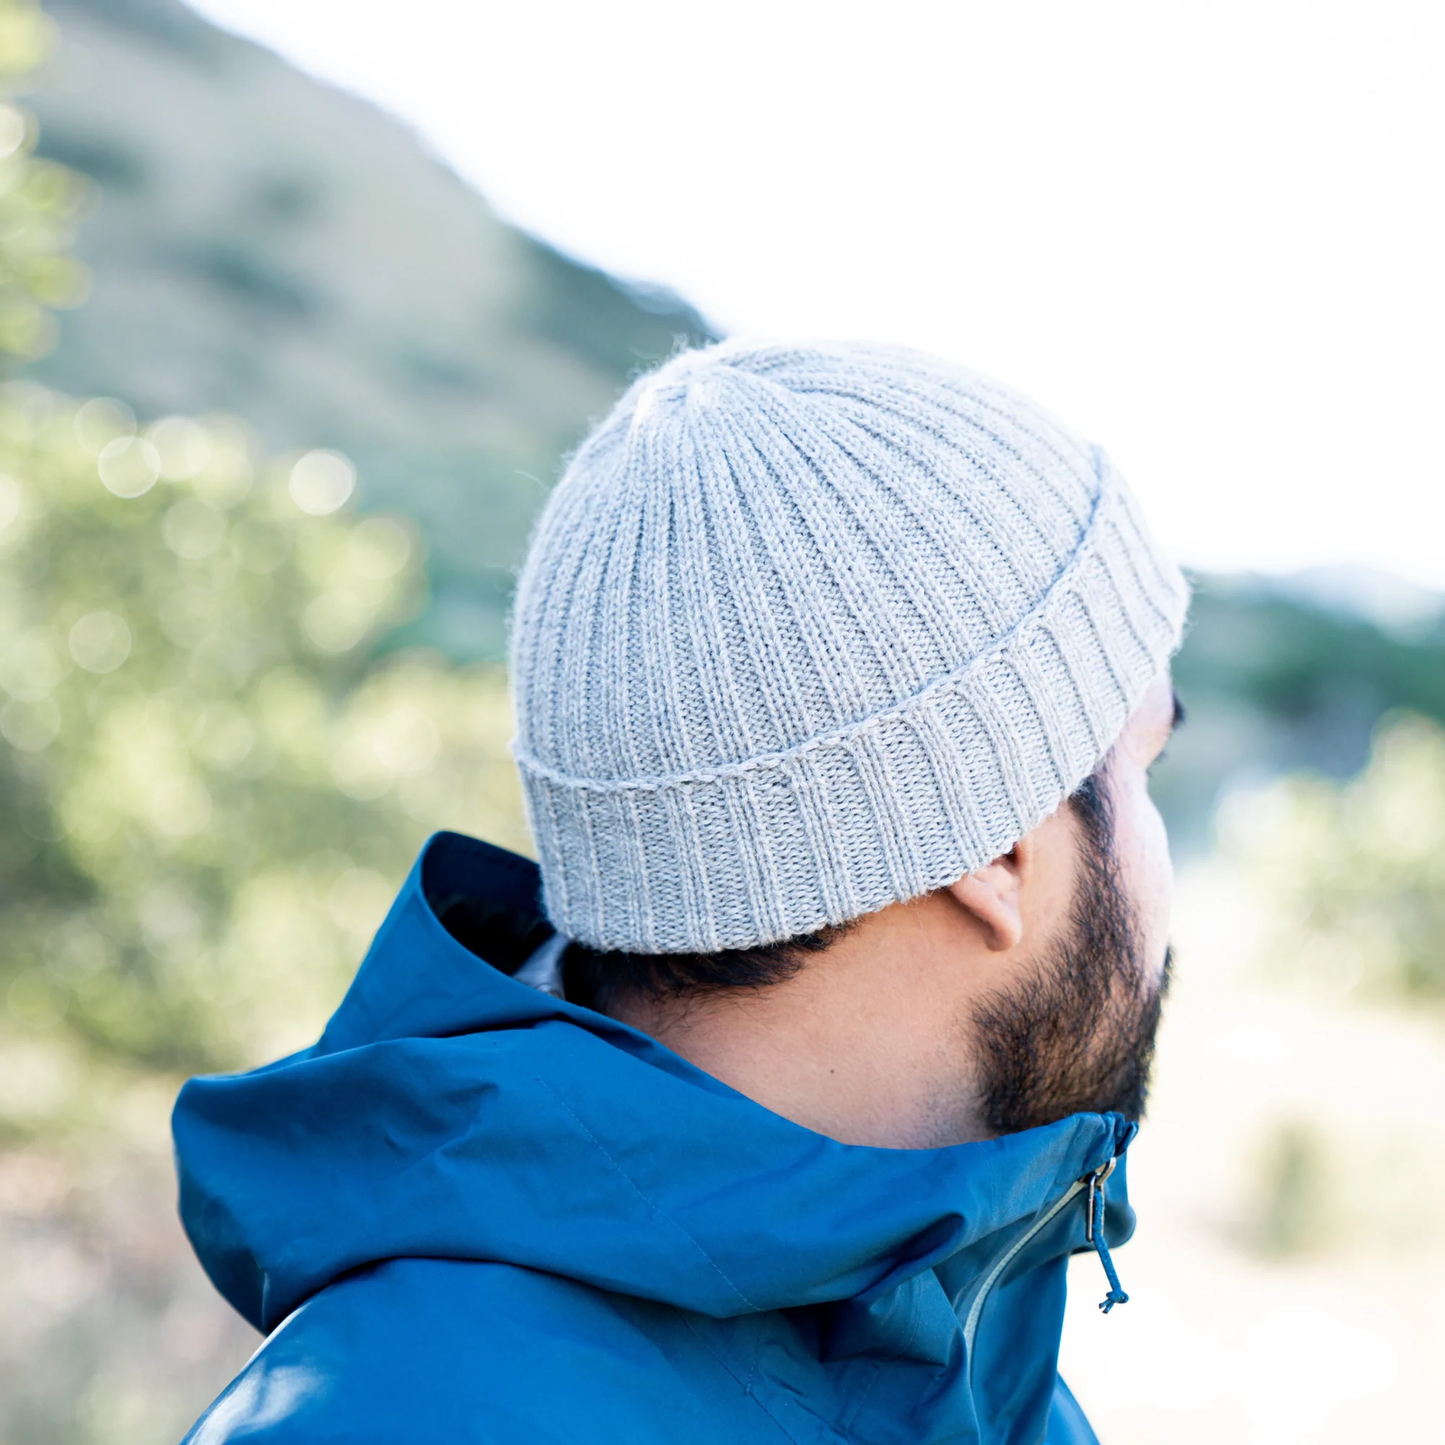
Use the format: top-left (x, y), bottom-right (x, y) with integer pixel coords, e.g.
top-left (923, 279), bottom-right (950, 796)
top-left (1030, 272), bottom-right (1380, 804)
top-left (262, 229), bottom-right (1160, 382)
top-left (98, 437), bottom-right (161, 499)
top-left (0, 104), bottom-right (27, 160)
top-left (74, 398), bottom-right (136, 457)
top-left (289, 450), bottom-right (355, 516)
top-left (68, 611), bottom-right (132, 675)
top-left (1, 696), bottom-right (62, 752)
top-left (148, 417), bottom-right (214, 481)
top-left (191, 417), bottom-right (255, 509)
top-left (1, 634), bottom-right (65, 700)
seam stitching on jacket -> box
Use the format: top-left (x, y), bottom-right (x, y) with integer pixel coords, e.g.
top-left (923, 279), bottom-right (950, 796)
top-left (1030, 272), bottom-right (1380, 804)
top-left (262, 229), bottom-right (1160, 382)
top-left (837, 1283), bottom-right (921, 1436)
top-left (533, 1077), bottom-right (760, 1312)
top-left (675, 1311), bottom-right (804, 1445)
top-left (743, 1315), bottom-right (763, 1396)
top-left (837, 1362), bottom-right (883, 1437)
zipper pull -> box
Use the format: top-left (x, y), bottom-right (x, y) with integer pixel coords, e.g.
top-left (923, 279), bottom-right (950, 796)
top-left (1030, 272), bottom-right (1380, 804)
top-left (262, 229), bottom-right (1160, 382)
top-left (1084, 1159), bottom-right (1130, 1314)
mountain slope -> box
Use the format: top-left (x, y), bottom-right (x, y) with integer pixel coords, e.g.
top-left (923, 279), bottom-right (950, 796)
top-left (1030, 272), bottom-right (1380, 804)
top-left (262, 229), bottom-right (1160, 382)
top-left (26, 0), bottom-right (713, 656)
top-left (20, 0), bottom-right (1445, 846)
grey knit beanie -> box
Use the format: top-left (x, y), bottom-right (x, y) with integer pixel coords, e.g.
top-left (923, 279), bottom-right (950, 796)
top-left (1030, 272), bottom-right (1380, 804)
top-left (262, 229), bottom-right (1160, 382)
top-left (510, 340), bottom-right (1187, 954)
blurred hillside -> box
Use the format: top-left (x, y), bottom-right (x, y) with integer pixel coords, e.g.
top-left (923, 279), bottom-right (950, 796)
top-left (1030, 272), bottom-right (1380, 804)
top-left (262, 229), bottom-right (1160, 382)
top-left (24, 0), bottom-right (712, 658)
top-left (18, 0), bottom-right (1445, 837)
top-left (1159, 570), bottom-right (1445, 849)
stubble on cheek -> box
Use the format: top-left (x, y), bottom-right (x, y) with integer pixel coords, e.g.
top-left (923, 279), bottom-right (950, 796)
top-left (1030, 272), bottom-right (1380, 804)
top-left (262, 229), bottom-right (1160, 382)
top-left (966, 822), bottom-right (1172, 1137)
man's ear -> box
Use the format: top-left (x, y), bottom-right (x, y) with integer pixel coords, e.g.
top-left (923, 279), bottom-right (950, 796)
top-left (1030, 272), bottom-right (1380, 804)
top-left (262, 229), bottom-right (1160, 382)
top-left (946, 841), bottom-right (1029, 952)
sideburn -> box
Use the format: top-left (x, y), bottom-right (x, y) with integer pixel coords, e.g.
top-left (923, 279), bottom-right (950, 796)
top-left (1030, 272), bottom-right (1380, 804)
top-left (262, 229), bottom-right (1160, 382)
top-left (969, 768), bottom-right (1170, 1137)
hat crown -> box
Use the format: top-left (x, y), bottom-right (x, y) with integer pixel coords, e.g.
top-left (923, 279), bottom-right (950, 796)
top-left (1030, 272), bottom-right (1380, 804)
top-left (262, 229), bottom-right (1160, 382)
top-left (511, 340), bottom-right (1186, 952)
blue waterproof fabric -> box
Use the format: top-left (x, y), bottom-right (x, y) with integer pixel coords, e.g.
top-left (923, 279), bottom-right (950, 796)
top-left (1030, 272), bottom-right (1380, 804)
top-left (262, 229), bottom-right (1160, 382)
top-left (175, 832), bottom-right (1137, 1444)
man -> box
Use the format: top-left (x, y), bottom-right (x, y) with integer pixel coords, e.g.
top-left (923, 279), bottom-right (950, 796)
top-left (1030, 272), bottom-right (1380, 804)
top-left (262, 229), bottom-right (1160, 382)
top-left (176, 340), bottom-right (1188, 1443)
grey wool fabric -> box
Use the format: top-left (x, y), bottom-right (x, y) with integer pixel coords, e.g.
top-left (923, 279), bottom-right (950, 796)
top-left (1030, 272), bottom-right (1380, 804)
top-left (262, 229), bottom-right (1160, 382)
top-left (509, 340), bottom-right (1188, 954)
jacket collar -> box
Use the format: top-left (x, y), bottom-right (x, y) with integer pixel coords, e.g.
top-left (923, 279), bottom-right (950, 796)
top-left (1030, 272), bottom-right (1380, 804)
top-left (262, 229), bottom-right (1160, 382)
top-left (177, 832), bottom-right (1136, 1339)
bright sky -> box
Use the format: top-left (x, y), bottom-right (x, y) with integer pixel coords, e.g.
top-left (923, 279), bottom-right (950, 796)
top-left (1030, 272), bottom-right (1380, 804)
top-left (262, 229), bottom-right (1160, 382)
top-left (185, 0), bottom-right (1445, 592)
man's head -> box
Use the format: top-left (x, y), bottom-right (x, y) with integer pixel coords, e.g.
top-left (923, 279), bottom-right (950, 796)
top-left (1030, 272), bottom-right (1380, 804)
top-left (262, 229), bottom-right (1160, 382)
top-left (510, 340), bottom-right (1188, 1145)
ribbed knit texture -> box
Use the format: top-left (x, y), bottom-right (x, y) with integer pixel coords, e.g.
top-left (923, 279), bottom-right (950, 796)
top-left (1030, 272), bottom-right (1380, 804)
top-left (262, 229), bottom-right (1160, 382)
top-left (510, 340), bottom-right (1188, 953)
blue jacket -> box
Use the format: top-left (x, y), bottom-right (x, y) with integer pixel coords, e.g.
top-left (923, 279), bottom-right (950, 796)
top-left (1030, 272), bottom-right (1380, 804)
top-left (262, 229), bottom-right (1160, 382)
top-left (175, 832), bottom-right (1137, 1444)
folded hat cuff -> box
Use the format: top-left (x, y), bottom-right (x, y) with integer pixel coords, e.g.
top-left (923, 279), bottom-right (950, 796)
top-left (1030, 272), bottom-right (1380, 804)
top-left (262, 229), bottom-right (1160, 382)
top-left (514, 451), bottom-right (1188, 955)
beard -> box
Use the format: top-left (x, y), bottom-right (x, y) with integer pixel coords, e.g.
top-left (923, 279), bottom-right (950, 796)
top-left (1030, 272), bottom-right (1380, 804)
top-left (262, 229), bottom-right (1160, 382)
top-left (969, 777), bottom-right (1172, 1137)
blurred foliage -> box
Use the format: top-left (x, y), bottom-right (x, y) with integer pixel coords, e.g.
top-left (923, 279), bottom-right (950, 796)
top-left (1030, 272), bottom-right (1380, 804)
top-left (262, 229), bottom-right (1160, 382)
top-left (0, 31), bottom-right (521, 1444)
top-left (1223, 713), bottom-right (1445, 1000)
top-left (1176, 577), bottom-right (1445, 740)
top-left (0, 0), bottom-right (89, 361)
top-left (1144, 575), bottom-right (1439, 843)
top-left (27, 0), bottom-right (714, 663)
top-left (1150, 574), bottom-right (1445, 852)
top-left (0, 387), bottom-right (530, 1079)
top-left (1242, 1121), bottom-right (1333, 1258)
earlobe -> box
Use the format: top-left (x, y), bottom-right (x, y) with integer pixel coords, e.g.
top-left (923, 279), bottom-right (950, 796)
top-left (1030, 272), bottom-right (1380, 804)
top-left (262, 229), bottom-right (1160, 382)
top-left (946, 845), bottom-right (1026, 953)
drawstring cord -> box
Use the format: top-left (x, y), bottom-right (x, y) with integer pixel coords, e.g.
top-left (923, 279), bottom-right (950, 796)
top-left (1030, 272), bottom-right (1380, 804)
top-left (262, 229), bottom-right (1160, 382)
top-left (1085, 1160), bottom-right (1130, 1314)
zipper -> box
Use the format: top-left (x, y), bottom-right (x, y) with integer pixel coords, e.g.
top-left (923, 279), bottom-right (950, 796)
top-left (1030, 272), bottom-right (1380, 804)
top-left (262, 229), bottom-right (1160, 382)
top-left (961, 1159), bottom-right (1130, 1378)
top-left (962, 1177), bottom-right (1086, 1366)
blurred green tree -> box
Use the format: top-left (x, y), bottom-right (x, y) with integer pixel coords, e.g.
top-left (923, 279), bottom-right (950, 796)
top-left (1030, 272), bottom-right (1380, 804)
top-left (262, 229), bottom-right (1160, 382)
top-left (0, 0), bottom-right (89, 362)
top-left (1224, 713), bottom-right (1445, 1000)
top-left (0, 0), bottom-right (529, 1086)
top-left (1, 401), bottom-right (530, 1073)
top-left (0, 13), bottom-right (527, 1439)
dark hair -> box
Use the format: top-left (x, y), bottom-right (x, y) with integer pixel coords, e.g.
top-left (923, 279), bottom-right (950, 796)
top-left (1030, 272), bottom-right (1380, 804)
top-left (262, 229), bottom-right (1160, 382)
top-left (564, 921), bottom-right (850, 1015)
top-left (566, 767), bottom-right (1112, 1013)
top-left (1067, 765), bottom-right (1114, 860)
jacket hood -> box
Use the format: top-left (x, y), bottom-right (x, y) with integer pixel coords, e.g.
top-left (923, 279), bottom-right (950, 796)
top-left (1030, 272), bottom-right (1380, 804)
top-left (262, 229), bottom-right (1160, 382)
top-left (175, 832), bottom-right (1136, 1336)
